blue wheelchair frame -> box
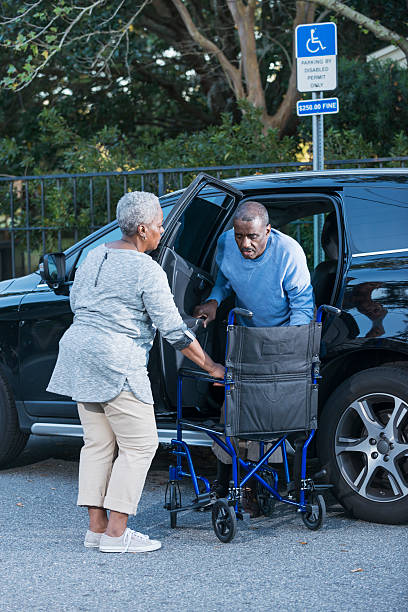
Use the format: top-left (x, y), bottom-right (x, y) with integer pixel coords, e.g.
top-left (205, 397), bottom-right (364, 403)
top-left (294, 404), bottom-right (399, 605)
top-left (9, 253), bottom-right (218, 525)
top-left (166, 305), bottom-right (338, 528)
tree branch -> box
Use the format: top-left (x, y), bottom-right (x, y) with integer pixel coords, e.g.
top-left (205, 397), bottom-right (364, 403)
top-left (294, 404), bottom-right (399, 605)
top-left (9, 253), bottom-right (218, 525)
top-left (313, 0), bottom-right (408, 61)
top-left (171, 0), bottom-right (244, 99)
top-left (0, 1), bottom-right (42, 24)
top-left (266, 1), bottom-right (315, 135)
top-left (91, 0), bottom-right (150, 74)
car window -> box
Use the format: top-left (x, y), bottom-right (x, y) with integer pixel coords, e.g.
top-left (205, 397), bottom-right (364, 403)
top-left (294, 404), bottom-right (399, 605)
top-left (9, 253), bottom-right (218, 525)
top-left (344, 187), bottom-right (408, 254)
top-left (173, 189), bottom-right (233, 271)
top-left (74, 226), bottom-right (122, 268)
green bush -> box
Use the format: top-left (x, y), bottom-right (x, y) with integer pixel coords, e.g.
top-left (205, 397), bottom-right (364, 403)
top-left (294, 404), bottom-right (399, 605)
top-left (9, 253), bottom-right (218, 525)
top-left (0, 100), bottom-right (407, 265)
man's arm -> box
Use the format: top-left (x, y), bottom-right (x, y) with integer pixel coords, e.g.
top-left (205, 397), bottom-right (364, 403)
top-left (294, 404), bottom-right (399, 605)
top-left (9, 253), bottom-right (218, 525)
top-left (283, 244), bottom-right (315, 326)
top-left (193, 233), bottom-right (232, 326)
top-left (207, 267), bottom-right (232, 306)
top-left (193, 268), bottom-right (232, 326)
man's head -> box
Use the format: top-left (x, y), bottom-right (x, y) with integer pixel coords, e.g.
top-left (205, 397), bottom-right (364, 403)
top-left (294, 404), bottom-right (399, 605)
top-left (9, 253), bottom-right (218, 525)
top-left (233, 201), bottom-right (271, 259)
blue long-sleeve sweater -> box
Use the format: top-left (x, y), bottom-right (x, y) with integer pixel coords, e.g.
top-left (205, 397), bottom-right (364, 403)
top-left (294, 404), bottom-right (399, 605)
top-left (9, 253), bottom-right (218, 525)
top-left (207, 229), bottom-right (314, 327)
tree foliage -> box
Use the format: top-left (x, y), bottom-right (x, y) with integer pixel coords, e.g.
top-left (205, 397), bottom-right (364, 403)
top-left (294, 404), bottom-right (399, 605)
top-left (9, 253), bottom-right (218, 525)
top-left (0, 0), bottom-right (407, 178)
top-left (299, 57), bottom-right (408, 155)
top-left (1, 0), bottom-right (406, 138)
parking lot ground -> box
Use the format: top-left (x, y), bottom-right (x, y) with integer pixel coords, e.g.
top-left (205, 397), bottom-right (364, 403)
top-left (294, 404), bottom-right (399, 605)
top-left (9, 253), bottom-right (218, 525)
top-left (1, 435), bottom-right (407, 612)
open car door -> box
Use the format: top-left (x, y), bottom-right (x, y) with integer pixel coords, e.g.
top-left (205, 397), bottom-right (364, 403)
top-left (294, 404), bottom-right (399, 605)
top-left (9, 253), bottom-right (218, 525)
top-left (151, 173), bottom-right (243, 412)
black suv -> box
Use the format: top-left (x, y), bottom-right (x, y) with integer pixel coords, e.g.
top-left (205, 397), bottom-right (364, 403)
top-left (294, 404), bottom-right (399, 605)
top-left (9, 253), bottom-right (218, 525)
top-left (1, 170), bottom-right (407, 525)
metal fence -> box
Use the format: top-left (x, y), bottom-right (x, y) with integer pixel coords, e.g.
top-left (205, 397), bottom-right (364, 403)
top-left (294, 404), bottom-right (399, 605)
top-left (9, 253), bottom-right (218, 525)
top-left (0, 155), bottom-right (407, 280)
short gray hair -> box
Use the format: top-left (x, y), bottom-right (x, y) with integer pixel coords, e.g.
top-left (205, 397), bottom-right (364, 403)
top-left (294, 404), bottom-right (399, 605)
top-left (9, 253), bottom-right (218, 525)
top-left (234, 201), bottom-right (269, 226)
top-left (116, 191), bottom-right (161, 235)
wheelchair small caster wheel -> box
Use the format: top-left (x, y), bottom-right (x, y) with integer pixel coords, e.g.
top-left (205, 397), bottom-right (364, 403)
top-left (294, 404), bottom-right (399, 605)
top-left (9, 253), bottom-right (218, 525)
top-left (302, 493), bottom-right (326, 531)
top-left (212, 499), bottom-right (237, 543)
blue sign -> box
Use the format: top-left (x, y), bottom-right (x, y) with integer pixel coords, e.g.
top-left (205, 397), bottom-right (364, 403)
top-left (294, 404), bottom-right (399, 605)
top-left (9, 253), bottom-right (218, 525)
top-left (297, 97), bottom-right (339, 116)
top-left (296, 22), bottom-right (337, 58)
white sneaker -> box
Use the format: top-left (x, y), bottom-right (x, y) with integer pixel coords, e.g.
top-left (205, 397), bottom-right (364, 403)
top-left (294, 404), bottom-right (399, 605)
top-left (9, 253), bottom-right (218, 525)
top-left (99, 528), bottom-right (162, 553)
top-left (84, 530), bottom-right (104, 548)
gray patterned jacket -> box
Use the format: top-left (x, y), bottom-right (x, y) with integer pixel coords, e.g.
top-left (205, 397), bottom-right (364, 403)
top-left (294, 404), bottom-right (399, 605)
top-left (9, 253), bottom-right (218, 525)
top-left (47, 245), bottom-right (194, 404)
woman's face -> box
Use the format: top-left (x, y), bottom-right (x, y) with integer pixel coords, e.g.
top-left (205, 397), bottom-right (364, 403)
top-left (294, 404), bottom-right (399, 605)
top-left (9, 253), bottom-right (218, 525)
top-left (144, 208), bottom-right (164, 250)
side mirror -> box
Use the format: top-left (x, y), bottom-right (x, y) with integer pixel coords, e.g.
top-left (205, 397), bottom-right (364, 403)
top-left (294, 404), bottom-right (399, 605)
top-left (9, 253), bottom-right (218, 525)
top-left (39, 253), bottom-right (66, 289)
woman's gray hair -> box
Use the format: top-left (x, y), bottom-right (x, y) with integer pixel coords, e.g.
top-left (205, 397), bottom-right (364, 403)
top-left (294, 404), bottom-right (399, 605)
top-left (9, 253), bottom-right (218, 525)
top-left (116, 191), bottom-right (161, 236)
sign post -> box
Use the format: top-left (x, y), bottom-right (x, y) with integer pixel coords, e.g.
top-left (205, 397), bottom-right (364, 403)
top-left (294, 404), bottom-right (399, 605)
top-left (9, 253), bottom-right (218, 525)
top-left (295, 22), bottom-right (337, 265)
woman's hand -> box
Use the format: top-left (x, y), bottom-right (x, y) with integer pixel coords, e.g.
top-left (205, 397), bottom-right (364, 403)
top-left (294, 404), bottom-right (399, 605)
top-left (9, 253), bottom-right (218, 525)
top-left (181, 340), bottom-right (225, 383)
top-left (207, 362), bottom-right (225, 380)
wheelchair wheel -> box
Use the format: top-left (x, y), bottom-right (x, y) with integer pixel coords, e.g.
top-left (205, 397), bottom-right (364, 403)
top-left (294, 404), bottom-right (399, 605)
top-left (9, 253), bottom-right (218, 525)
top-left (301, 493), bottom-right (326, 531)
top-left (212, 499), bottom-right (237, 543)
top-left (256, 473), bottom-right (277, 517)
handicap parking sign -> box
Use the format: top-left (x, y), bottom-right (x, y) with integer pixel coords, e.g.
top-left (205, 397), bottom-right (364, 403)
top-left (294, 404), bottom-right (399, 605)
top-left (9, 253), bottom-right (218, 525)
top-left (296, 23), bottom-right (337, 58)
top-left (296, 22), bottom-right (337, 92)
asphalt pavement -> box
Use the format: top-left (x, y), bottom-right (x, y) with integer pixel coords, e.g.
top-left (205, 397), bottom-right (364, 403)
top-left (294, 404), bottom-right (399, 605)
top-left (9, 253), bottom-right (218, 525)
top-left (1, 435), bottom-right (407, 612)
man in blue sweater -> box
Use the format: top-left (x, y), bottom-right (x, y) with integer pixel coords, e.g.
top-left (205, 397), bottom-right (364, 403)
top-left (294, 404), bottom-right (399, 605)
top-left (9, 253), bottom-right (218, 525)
top-left (194, 200), bottom-right (314, 328)
top-left (194, 200), bottom-right (314, 511)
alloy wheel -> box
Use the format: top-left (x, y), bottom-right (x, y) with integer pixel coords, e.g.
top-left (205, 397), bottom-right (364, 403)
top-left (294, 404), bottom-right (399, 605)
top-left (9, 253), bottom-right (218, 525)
top-left (335, 393), bottom-right (408, 502)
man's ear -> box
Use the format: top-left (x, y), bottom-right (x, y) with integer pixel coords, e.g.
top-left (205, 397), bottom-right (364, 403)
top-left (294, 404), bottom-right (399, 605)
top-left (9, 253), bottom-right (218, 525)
top-left (266, 224), bottom-right (271, 236)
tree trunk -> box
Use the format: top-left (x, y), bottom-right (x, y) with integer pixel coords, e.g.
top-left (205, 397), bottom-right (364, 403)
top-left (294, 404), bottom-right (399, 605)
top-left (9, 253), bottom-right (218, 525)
top-left (172, 0), bottom-right (316, 137)
top-left (226, 0), bottom-right (266, 110)
top-left (266, 1), bottom-right (316, 135)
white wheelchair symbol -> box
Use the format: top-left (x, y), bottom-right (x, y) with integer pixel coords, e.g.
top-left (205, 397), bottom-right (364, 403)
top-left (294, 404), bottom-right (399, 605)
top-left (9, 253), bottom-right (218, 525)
top-left (306, 29), bottom-right (326, 53)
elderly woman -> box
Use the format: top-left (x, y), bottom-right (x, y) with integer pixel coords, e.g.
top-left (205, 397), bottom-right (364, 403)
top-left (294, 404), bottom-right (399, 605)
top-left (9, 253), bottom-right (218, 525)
top-left (47, 191), bottom-right (224, 554)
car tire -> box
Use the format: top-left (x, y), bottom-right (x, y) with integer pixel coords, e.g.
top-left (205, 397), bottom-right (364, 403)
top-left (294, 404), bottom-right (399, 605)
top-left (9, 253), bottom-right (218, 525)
top-left (0, 372), bottom-right (29, 468)
top-left (318, 366), bottom-right (408, 524)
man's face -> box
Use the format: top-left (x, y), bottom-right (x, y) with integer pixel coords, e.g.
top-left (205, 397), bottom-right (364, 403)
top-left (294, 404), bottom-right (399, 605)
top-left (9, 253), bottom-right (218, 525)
top-left (233, 218), bottom-right (271, 259)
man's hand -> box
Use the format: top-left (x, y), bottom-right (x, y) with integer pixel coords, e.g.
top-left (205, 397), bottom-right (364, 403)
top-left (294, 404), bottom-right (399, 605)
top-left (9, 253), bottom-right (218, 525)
top-left (193, 299), bottom-right (218, 328)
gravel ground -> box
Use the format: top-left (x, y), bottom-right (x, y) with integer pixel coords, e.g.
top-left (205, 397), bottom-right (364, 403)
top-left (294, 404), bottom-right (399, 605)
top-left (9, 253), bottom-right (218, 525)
top-left (1, 435), bottom-right (407, 612)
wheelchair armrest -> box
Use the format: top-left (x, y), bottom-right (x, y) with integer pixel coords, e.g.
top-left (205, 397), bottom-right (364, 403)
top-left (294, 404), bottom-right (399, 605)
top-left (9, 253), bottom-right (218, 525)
top-left (179, 367), bottom-right (205, 377)
top-left (178, 367), bottom-right (225, 384)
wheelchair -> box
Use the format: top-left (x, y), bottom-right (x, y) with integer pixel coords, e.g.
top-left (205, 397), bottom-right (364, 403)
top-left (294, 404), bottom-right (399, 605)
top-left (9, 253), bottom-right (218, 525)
top-left (164, 304), bottom-right (340, 542)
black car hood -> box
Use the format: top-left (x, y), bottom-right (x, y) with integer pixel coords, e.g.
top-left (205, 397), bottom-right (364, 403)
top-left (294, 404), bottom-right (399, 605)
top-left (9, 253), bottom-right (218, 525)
top-left (0, 272), bottom-right (41, 296)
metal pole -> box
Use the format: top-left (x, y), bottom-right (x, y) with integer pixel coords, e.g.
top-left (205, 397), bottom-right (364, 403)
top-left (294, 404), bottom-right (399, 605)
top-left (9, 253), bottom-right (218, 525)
top-left (312, 92), bottom-right (318, 172)
top-left (317, 91), bottom-right (324, 170)
top-left (313, 91), bottom-right (325, 266)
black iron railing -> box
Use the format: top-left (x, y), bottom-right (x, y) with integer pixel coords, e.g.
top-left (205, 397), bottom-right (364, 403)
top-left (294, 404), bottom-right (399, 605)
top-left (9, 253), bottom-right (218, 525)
top-left (0, 156), bottom-right (406, 280)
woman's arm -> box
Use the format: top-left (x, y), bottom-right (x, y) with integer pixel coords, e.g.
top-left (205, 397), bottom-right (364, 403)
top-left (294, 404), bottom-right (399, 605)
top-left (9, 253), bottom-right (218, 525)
top-left (181, 339), bottom-right (225, 379)
top-left (141, 260), bottom-right (225, 378)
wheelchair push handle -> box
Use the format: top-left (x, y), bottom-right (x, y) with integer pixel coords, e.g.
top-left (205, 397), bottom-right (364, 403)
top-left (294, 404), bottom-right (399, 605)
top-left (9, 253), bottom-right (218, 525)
top-left (228, 308), bottom-right (253, 325)
top-left (316, 304), bottom-right (342, 323)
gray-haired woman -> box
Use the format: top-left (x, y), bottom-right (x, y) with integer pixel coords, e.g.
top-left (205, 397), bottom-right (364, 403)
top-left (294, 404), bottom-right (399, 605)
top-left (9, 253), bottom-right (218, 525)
top-left (47, 191), bottom-right (224, 554)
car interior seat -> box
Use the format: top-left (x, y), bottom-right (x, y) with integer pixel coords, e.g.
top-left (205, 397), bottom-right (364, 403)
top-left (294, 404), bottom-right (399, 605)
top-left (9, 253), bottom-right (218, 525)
top-left (312, 211), bottom-right (338, 307)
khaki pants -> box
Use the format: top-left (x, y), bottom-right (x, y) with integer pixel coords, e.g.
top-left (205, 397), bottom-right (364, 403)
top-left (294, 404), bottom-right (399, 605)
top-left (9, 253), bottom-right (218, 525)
top-left (77, 391), bottom-right (159, 516)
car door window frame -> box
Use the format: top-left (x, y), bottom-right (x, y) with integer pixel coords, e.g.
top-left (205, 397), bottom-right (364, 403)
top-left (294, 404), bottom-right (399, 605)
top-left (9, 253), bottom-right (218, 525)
top-left (230, 192), bottom-right (346, 306)
top-left (156, 173), bottom-right (243, 272)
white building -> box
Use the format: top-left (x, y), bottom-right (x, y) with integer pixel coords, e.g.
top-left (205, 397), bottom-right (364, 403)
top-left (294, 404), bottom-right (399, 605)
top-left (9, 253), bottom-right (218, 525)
top-left (367, 42), bottom-right (407, 68)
